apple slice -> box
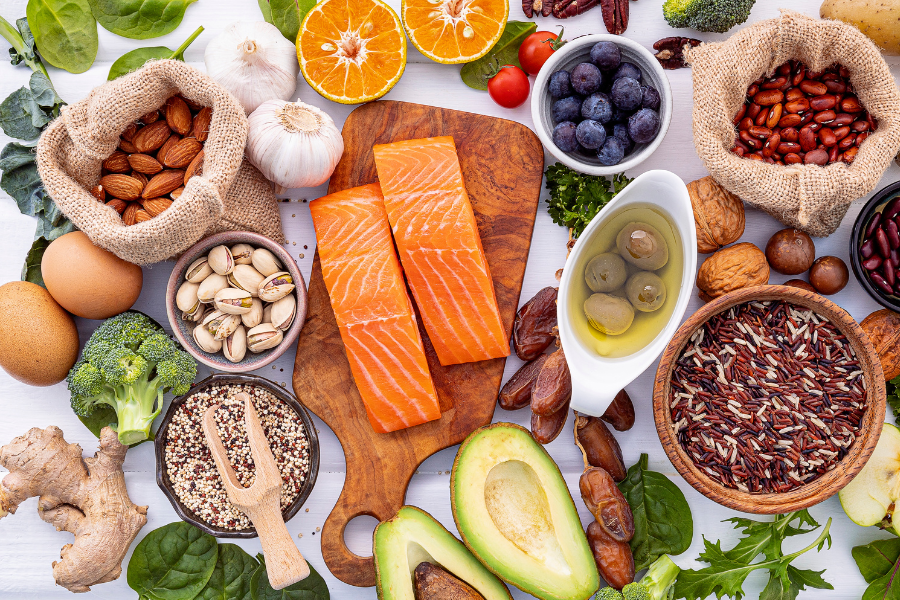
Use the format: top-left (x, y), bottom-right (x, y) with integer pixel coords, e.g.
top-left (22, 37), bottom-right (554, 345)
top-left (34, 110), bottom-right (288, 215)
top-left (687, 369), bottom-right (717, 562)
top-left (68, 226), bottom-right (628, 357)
top-left (840, 423), bottom-right (900, 534)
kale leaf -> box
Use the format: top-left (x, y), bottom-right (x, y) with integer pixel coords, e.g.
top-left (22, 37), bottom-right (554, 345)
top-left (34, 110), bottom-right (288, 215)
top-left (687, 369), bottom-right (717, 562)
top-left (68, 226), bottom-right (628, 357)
top-left (545, 162), bottom-right (632, 238)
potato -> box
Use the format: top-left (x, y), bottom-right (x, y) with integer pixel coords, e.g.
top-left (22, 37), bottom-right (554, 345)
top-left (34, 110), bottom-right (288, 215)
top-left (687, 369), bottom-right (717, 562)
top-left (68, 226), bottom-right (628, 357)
top-left (820, 0), bottom-right (900, 55)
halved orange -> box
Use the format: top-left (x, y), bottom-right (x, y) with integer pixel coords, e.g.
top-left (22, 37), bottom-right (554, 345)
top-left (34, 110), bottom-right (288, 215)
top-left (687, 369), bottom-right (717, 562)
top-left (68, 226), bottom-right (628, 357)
top-left (402, 0), bottom-right (508, 64)
top-left (298, 0), bottom-right (407, 104)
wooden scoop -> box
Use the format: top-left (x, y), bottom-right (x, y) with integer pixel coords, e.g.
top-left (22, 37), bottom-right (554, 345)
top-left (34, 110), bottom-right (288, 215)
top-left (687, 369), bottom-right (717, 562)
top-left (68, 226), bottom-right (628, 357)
top-left (202, 392), bottom-right (310, 589)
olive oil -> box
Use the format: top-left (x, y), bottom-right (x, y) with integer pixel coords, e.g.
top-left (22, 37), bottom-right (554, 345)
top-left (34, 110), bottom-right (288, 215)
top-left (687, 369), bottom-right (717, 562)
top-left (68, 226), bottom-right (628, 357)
top-left (568, 203), bottom-right (683, 358)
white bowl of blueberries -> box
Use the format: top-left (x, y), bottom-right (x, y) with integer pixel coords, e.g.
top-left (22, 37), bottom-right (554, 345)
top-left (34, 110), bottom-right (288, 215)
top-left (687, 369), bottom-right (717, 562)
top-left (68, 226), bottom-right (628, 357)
top-left (532, 34), bottom-right (672, 174)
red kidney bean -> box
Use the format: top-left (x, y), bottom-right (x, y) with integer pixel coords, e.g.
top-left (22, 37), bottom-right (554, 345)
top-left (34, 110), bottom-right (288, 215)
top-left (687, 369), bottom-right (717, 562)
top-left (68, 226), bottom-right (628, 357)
top-left (786, 88), bottom-right (805, 102)
top-left (778, 141), bottom-right (801, 154)
top-left (814, 110), bottom-right (837, 124)
top-left (785, 98), bottom-right (810, 113)
top-left (809, 95), bottom-right (837, 111)
top-left (890, 249), bottom-right (900, 270)
top-left (748, 84), bottom-right (760, 97)
top-left (824, 80), bottom-right (846, 94)
top-left (763, 134), bottom-right (781, 158)
top-left (734, 104), bottom-right (747, 124)
top-left (829, 145), bottom-right (840, 163)
top-left (784, 153), bottom-right (802, 164)
top-left (799, 80), bottom-right (828, 95)
top-left (762, 76), bottom-right (788, 90)
top-left (747, 103), bottom-right (762, 119)
top-left (884, 198), bottom-right (900, 220)
top-left (805, 148), bottom-right (828, 165)
top-left (839, 134), bottom-right (857, 150)
top-left (866, 213), bottom-right (883, 237)
top-left (887, 220), bottom-right (900, 249)
top-left (871, 272), bottom-right (893, 294)
top-left (781, 127), bottom-right (799, 142)
top-left (740, 131), bottom-right (762, 149)
top-left (807, 70), bottom-right (823, 80)
top-left (779, 113), bottom-right (803, 128)
top-left (851, 120), bottom-right (870, 133)
top-left (733, 139), bottom-right (750, 153)
top-left (732, 145), bottom-right (746, 157)
top-left (842, 96), bottom-right (863, 112)
top-left (861, 239), bottom-right (875, 258)
top-left (828, 113), bottom-right (854, 127)
top-left (799, 127), bottom-right (818, 152)
top-left (819, 128), bottom-right (837, 147)
top-left (799, 111), bottom-right (815, 126)
top-left (868, 113), bottom-right (877, 130)
top-left (856, 132), bottom-right (869, 146)
top-left (885, 266), bottom-right (896, 288)
top-left (842, 146), bottom-right (858, 163)
top-left (863, 255), bottom-right (883, 270)
top-left (754, 90), bottom-right (784, 106)
top-left (755, 107), bottom-right (770, 127)
top-left (746, 153), bottom-right (764, 161)
top-left (877, 228), bottom-right (891, 258)
top-left (739, 117), bottom-right (754, 131)
top-left (832, 126), bottom-right (851, 141)
top-left (766, 104), bottom-right (783, 129)
top-left (749, 125), bottom-right (772, 139)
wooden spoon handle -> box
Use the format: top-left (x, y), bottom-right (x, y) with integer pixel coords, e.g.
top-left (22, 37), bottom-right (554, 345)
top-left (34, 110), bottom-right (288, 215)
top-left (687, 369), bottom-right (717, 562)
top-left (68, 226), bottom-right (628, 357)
top-left (251, 504), bottom-right (310, 590)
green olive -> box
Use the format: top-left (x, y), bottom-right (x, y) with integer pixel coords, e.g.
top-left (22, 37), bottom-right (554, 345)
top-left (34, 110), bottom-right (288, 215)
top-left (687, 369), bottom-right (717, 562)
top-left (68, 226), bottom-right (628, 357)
top-left (626, 271), bottom-right (667, 312)
top-left (616, 222), bottom-right (669, 271)
top-left (585, 253), bottom-right (627, 292)
top-left (584, 293), bottom-right (634, 336)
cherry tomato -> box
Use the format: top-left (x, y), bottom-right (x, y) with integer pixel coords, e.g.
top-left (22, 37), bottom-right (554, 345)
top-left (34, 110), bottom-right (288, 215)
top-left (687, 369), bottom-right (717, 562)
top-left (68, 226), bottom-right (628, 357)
top-left (488, 65), bottom-right (530, 109)
top-left (518, 29), bottom-right (565, 76)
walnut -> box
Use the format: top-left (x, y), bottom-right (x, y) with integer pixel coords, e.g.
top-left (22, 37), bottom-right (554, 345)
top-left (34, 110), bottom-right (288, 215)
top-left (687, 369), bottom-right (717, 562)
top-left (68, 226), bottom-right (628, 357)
top-left (696, 242), bottom-right (770, 302)
top-left (860, 309), bottom-right (900, 381)
top-left (687, 176), bottom-right (745, 254)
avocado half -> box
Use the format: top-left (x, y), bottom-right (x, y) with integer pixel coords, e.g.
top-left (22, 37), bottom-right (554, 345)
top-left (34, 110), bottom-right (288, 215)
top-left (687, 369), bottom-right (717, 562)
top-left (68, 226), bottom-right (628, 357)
top-left (450, 423), bottom-right (600, 600)
top-left (374, 506), bottom-right (512, 600)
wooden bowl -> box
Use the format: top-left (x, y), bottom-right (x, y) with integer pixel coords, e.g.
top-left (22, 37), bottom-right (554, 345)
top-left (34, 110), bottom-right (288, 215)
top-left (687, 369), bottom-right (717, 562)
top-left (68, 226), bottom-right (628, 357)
top-left (653, 285), bottom-right (886, 513)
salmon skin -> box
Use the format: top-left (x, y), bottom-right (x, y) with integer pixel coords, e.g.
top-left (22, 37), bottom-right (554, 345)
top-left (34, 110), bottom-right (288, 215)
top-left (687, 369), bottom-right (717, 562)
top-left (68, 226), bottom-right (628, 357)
top-left (373, 136), bottom-right (510, 366)
top-left (309, 183), bottom-right (441, 434)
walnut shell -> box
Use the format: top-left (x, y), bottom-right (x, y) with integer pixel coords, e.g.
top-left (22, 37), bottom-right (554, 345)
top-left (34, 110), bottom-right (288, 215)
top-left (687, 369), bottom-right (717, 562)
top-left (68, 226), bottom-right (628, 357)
top-left (860, 309), bottom-right (900, 381)
top-left (696, 242), bottom-right (770, 302)
top-left (687, 176), bottom-right (745, 254)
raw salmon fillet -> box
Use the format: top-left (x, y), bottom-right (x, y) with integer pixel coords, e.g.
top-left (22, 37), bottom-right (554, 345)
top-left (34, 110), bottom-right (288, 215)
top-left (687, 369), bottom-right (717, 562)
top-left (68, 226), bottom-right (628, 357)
top-left (309, 183), bottom-right (441, 433)
top-left (373, 136), bottom-right (509, 366)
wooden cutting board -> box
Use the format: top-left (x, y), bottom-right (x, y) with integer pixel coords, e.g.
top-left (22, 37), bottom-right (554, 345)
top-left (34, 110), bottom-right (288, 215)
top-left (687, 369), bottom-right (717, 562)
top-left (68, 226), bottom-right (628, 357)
top-left (291, 100), bottom-right (543, 587)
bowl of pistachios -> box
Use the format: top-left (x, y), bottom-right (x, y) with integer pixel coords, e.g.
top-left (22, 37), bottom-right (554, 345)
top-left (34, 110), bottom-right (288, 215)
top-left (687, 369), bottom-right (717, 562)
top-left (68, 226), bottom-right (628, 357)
top-left (166, 231), bottom-right (308, 372)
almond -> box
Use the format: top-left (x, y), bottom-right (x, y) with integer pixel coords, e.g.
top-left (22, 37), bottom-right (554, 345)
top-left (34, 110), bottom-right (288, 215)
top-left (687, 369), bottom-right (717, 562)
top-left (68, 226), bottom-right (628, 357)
top-left (143, 169), bottom-right (185, 199)
top-left (119, 139), bottom-right (139, 154)
top-left (189, 107), bottom-right (212, 142)
top-left (101, 174), bottom-right (144, 201)
top-left (184, 149), bottom-right (204, 184)
top-left (141, 110), bottom-right (160, 124)
top-left (143, 197), bottom-right (173, 217)
top-left (128, 153), bottom-right (163, 175)
top-left (170, 186), bottom-right (184, 200)
top-left (135, 209), bottom-right (152, 224)
top-left (132, 171), bottom-right (149, 187)
top-left (156, 134), bottom-right (180, 165)
top-left (102, 151), bottom-right (131, 173)
top-left (180, 95), bottom-right (204, 112)
top-left (165, 96), bottom-right (192, 136)
top-left (133, 120), bottom-right (171, 153)
top-left (90, 184), bottom-right (106, 202)
top-left (106, 198), bottom-right (127, 214)
top-left (122, 202), bottom-right (141, 226)
top-left (164, 137), bottom-right (202, 169)
top-left (121, 122), bottom-right (139, 142)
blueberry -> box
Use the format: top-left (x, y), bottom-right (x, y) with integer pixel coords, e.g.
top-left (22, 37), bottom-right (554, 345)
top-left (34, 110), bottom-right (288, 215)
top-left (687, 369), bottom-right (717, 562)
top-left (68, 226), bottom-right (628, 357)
top-left (610, 77), bottom-right (642, 111)
top-left (611, 106), bottom-right (631, 124)
top-left (612, 123), bottom-right (634, 153)
top-left (597, 137), bottom-right (625, 166)
top-left (549, 70), bottom-right (572, 98)
top-left (590, 42), bottom-right (621, 71)
top-left (581, 93), bottom-right (613, 124)
top-left (575, 120), bottom-right (607, 150)
top-left (627, 108), bottom-right (661, 144)
top-left (571, 62), bottom-right (602, 96)
top-left (641, 85), bottom-right (661, 110)
top-left (552, 122), bottom-right (579, 152)
top-left (551, 97), bottom-right (581, 123)
top-left (613, 62), bottom-right (642, 83)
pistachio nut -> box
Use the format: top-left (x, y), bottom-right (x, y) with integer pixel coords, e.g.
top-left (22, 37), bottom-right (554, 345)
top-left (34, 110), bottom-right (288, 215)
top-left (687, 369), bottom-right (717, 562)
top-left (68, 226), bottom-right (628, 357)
top-left (223, 325), bottom-right (247, 363)
top-left (231, 243), bottom-right (254, 265)
top-left (176, 281), bottom-right (201, 313)
top-left (258, 272), bottom-right (295, 302)
top-left (270, 294), bottom-right (296, 330)
top-left (251, 247), bottom-right (282, 277)
top-left (208, 245), bottom-right (235, 275)
top-left (228, 264), bottom-right (265, 297)
top-left (183, 304), bottom-right (206, 323)
top-left (203, 310), bottom-right (241, 341)
top-left (241, 297), bottom-right (263, 328)
top-left (247, 323), bottom-right (283, 352)
top-left (193, 323), bottom-right (223, 353)
top-left (214, 288), bottom-right (253, 315)
top-left (262, 303), bottom-right (273, 324)
top-left (197, 273), bottom-right (230, 303)
top-left (186, 257), bottom-right (213, 283)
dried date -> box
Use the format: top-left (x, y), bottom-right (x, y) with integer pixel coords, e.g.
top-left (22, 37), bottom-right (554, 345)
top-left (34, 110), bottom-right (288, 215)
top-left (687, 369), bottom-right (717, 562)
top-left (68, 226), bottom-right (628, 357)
top-left (574, 415), bottom-right (626, 481)
top-left (587, 521), bottom-right (635, 590)
top-left (653, 37), bottom-right (701, 69)
top-left (601, 389), bottom-right (635, 431)
top-left (498, 354), bottom-right (549, 411)
top-left (514, 287), bottom-right (558, 361)
top-left (531, 400), bottom-right (569, 444)
top-left (531, 347), bottom-right (571, 416)
top-left (580, 467), bottom-right (634, 542)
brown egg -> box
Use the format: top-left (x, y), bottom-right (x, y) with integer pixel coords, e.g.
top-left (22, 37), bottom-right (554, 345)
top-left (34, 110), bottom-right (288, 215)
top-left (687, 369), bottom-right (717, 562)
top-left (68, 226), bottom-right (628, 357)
top-left (0, 281), bottom-right (79, 386)
top-left (42, 231), bottom-right (143, 319)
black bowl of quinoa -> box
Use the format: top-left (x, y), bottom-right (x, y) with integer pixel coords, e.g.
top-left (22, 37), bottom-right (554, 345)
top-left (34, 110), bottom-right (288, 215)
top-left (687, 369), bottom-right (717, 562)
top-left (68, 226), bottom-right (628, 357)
top-left (155, 373), bottom-right (320, 537)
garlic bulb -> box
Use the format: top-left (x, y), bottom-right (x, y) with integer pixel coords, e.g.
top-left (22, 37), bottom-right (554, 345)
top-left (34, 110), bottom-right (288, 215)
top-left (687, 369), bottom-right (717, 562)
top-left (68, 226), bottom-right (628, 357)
top-left (246, 99), bottom-right (344, 189)
top-left (204, 22), bottom-right (299, 115)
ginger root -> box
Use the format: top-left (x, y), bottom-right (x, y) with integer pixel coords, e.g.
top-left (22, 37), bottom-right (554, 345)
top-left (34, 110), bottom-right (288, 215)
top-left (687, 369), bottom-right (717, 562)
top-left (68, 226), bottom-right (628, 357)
top-left (0, 426), bottom-right (147, 593)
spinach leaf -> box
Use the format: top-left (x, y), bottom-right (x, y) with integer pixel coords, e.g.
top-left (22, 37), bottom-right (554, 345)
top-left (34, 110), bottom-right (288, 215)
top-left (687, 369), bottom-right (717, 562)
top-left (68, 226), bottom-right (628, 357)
top-left (618, 453), bottom-right (693, 571)
top-left (0, 71), bottom-right (64, 140)
top-left (88, 0), bottom-right (198, 40)
top-left (460, 21), bottom-right (536, 91)
top-left (258, 0), bottom-right (274, 23)
top-left (267, 0), bottom-right (317, 42)
top-left (107, 25), bottom-right (204, 80)
top-left (7, 18), bottom-right (40, 72)
top-left (77, 404), bottom-right (119, 438)
top-left (196, 544), bottom-right (259, 600)
top-left (250, 554), bottom-right (330, 600)
top-left (127, 521), bottom-right (218, 600)
top-left (854, 537), bottom-right (900, 599)
top-left (21, 236), bottom-right (49, 286)
top-left (26, 0), bottom-right (98, 74)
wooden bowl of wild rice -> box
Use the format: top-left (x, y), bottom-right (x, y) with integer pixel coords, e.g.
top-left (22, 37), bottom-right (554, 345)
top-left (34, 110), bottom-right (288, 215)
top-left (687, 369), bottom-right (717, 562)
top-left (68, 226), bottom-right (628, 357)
top-left (653, 285), bottom-right (886, 513)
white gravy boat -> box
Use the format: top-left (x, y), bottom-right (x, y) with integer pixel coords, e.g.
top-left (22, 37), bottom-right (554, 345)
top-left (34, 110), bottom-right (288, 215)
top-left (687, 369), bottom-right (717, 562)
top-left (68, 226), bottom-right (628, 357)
top-left (559, 170), bottom-right (697, 416)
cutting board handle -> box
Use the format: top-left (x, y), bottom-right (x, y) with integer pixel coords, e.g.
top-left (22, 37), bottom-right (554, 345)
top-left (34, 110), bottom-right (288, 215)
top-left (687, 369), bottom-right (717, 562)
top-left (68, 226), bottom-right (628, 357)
top-left (321, 488), bottom-right (381, 587)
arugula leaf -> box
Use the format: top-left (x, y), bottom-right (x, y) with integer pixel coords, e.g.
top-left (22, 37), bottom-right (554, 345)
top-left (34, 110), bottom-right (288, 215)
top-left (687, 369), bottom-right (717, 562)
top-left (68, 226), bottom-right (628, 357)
top-left (107, 25), bottom-right (204, 80)
top-left (26, 0), bottom-right (98, 74)
top-left (250, 554), bottom-right (330, 600)
top-left (545, 162), bottom-right (632, 238)
top-left (460, 21), bottom-right (536, 91)
top-left (21, 237), bottom-right (49, 286)
top-left (887, 376), bottom-right (900, 421)
top-left (88, 0), bottom-right (198, 40)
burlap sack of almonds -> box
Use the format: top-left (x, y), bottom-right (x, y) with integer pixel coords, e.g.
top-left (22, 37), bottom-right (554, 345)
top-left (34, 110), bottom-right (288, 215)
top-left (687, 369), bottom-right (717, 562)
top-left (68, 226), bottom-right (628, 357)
top-left (36, 59), bottom-right (285, 265)
top-left (686, 9), bottom-right (900, 237)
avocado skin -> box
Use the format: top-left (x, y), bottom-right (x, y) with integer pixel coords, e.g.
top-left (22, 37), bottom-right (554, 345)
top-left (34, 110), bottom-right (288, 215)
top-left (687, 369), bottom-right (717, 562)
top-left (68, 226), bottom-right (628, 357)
top-left (414, 562), bottom-right (486, 599)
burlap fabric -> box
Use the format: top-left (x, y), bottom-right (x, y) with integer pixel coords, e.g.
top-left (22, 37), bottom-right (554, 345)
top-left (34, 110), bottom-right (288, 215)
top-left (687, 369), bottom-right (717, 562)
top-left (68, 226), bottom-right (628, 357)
top-left (685, 10), bottom-right (900, 237)
top-left (36, 59), bottom-right (286, 265)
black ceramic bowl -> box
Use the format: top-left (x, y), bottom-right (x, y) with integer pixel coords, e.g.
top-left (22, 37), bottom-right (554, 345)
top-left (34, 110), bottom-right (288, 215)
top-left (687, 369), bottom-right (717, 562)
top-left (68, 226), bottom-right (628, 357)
top-left (849, 180), bottom-right (900, 312)
top-left (155, 373), bottom-right (320, 538)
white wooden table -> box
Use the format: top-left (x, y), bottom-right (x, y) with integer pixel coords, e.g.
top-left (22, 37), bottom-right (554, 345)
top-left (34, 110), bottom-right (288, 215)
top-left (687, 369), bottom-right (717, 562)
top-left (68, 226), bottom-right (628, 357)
top-left (1, 1), bottom-right (899, 597)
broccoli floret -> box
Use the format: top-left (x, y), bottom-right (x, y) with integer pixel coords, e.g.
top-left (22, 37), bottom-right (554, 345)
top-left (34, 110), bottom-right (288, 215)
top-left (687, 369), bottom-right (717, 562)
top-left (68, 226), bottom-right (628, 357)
top-left (66, 311), bottom-right (198, 446)
top-left (622, 583), bottom-right (650, 600)
top-left (596, 588), bottom-right (624, 600)
top-left (622, 556), bottom-right (681, 600)
top-left (662, 0), bottom-right (756, 33)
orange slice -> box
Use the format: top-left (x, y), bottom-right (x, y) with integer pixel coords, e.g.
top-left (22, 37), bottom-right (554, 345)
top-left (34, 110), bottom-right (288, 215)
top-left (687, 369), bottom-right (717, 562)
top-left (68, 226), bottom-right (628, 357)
top-left (401, 0), bottom-right (508, 64)
top-left (298, 0), bottom-right (407, 104)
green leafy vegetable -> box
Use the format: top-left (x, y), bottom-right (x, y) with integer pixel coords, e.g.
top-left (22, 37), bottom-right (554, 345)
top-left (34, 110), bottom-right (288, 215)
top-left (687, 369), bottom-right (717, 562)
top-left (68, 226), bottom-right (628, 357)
top-left (88, 0), bottom-right (198, 39)
top-left (545, 162), bottom-right (632, 239)
top-left (26, 0), bottom-right (98, 73)
top-left (853, 537), bottom-right (900, 600)
top-left (887, 376), bottom-right (900, 421)
top-left (196, 544), bottom-right (259, 600)
top-left (258, 0), bottom-right (274, 22)
top-left (673, 511), bottom-right (833, 600)
top-left (21, 236), bottom-right (49, 285)
top-left (259, 0), bottom-right (317, 42)
top-left (108, 25), bottom-right (204, 80)
top-left (250, 554), bottom-right (330, 600)
top-left (460, 21), bottom-right (536, 91)
top-left (127, 521), bottom-right (218, 600)
top-left (618, 453), bottom-right (693, 571)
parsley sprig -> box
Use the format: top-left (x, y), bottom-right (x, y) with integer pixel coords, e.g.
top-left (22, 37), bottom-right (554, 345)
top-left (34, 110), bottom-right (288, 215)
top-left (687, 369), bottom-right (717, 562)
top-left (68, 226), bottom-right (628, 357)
top-left (544, 163), bottom-right (632, 238)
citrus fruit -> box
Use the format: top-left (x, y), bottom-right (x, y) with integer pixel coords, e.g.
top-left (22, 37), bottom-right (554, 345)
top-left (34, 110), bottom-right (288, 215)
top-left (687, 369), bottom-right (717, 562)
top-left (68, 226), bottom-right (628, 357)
top-left (298, 0), bottom-right (407, 104)
top-left (402, 0), bottom-right (509, 64)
